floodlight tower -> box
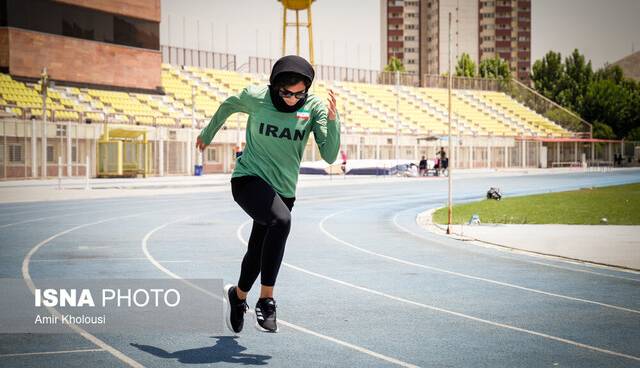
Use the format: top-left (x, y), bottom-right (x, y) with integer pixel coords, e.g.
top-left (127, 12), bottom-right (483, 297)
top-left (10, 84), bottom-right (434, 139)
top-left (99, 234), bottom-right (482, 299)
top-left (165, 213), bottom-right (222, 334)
top-left (278, 0), bottom-right (315, 64)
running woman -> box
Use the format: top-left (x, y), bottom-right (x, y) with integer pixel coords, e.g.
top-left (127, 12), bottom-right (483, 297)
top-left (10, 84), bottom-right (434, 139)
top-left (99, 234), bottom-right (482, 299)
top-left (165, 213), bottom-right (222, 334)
top-left (196, 55), bottom-right (340, 333)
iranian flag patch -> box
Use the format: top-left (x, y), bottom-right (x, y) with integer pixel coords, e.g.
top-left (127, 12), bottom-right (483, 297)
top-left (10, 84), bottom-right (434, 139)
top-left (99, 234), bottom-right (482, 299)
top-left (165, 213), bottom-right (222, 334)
top-left (296, 111), bottom-right (310, 120)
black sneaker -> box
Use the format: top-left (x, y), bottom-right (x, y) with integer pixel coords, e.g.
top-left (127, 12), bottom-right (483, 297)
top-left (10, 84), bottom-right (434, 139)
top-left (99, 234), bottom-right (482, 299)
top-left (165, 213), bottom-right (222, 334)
top-left (255, 297), bottom-right (278, 333)
top-left (223, 284), bottom-right (248, 333)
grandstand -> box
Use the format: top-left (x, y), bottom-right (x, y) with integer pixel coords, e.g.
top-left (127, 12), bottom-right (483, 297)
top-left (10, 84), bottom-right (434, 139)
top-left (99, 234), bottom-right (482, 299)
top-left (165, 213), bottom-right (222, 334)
top-left (0, 50), bottom-right (629, 179)
top-left (0, 66), bottom-right (573, 137)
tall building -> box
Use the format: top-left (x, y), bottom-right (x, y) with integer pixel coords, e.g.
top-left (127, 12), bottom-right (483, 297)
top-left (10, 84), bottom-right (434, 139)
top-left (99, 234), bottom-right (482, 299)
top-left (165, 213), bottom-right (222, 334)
top-left (381, 0), bottom-right (442, 77)
top-left (478, 0), bottom-right (531, 81)
top-left (380, 0), bottom-right (531, 83)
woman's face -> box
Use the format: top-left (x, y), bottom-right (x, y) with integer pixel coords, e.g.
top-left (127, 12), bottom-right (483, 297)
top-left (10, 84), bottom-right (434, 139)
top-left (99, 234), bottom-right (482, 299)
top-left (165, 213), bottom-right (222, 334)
top-left (280, 81), bottom-right (307, 106)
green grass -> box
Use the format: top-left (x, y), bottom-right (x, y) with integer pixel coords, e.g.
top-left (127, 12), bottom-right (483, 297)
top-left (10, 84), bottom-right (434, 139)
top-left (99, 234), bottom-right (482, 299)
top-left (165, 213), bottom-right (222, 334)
top-left (432, 183), bottom-right (640, 225)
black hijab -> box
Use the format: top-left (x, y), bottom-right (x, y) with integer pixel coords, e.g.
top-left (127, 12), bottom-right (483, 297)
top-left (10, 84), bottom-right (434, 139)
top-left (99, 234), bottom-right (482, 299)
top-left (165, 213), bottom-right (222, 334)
top-left (268, 55), bottom-right (315, 113)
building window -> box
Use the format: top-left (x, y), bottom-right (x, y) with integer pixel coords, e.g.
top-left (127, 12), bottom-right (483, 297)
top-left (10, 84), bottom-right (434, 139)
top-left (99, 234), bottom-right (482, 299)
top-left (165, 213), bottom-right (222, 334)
top-left (47, 145), bottom-right (55, 163)
top-left (9, 144), bottom-right (23, 163)
top-left (56, 124), bottom-right (67, 137)
top-left (206, 147), bottom-right (218, 163)
top-left (72, 145), bottom-right (77, 162)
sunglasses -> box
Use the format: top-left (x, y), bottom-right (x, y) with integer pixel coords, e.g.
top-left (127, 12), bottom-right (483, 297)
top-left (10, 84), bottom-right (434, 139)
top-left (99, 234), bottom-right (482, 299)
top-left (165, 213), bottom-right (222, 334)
top-left (278, 88), bottom-right (307, 100)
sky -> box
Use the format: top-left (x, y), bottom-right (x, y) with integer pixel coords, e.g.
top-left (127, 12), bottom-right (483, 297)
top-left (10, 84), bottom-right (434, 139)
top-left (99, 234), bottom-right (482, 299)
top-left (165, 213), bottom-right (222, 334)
top-left (160, 0), bottom-right (640, 71)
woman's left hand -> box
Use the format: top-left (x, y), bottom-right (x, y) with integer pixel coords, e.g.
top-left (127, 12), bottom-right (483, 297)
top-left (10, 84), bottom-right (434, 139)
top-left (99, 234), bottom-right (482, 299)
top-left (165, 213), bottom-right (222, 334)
top-left (327, 89), bottom-right (337, 121)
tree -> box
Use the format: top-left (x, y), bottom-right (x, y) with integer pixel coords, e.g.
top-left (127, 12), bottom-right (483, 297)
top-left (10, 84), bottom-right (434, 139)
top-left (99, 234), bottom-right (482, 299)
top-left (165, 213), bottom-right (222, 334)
top-left (530, 49), bottom-right (640, 139)
top-left (592, 121), bottom-right (616, 139)
top-left (594, 64), bottom-right (624, 84)
top-left (478, 57), bottom-right (511, 79)
top-left (455, 53), bottom-right (476, 77)
top-left (384, 57), bottom-right (406, 72)
top-left (558, 49), bottom-right (593, 113)
top-left (626, 127), bottom-right (640, 142)
top-left (582, 79), bottom-right (631, 138)
top-left (530, 51), bottom-right (564, 102)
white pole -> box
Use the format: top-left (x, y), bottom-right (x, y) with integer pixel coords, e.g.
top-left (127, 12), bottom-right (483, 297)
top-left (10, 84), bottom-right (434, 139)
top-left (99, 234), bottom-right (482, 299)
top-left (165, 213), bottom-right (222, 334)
top-left (66, 122), bottom-right (72, 176)
top-left (189, 86), bottom-right (195, 175)
top-left (236, 114), bottom-right (240, 147)
top-left (158, 127), bottom-right (164, 177)
top-left (447, 12), bottom-right (453, 234)
top-left (31, 117), bottom-right (37, 178)
top-left (85, 155), bottom-right (90, 190)
top-left (41, 69), bottom-right (48, 178)
top-left (57, 156), bottom-right (62, 190)
top-left (395, 70), bottom-right (400, 166)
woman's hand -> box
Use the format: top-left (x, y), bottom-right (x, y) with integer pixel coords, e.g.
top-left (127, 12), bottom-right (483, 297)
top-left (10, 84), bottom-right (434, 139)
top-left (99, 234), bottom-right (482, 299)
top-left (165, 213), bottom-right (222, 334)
top-left (327, 89), bottom-right (337, 121)
top-left (196, 136), bottom-right (208, 151)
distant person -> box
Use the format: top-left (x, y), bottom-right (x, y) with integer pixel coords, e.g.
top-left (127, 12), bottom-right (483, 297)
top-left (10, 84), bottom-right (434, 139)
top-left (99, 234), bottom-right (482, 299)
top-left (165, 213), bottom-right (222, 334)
top-left (418, 155), bottom-right (427, 176)
top-left (340, 149), bottom-right (347, 174)
top-left (235, 145), bottom-right (243, 159)
top-left (436, 147), bottom-right (447, 176)
top-left (196, 55), bottom-right (340, 334)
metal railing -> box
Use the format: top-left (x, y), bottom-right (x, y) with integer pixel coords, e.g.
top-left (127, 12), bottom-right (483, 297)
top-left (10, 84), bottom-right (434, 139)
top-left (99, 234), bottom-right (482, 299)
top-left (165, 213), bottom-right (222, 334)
top-left (161, 45), bottom-right (236, 71)
top-left (249, 57), bottom-right (420, 86)
top-left (421, 74), bottom-right (593, 137)
top-left (422, 75), bottom-right (501, 91)
top-left (0, 106), bottom-right (201, 128)
top-left (499, 78), bottom-right (593, 137)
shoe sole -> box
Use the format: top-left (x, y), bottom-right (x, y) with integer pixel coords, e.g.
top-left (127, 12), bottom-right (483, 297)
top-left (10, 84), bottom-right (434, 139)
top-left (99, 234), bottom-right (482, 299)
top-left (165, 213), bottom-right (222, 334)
top-left (223, 284), bottom-right (237, 334)
top-left (255, 321), bottom-right (279, 333)
top-left (254, 307), bottom-right (279, 333)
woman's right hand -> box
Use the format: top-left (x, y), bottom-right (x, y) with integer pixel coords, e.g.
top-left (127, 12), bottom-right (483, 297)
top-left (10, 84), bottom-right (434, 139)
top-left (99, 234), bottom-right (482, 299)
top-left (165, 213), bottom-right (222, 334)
top-left (196, 136), bottom-right (208, 151)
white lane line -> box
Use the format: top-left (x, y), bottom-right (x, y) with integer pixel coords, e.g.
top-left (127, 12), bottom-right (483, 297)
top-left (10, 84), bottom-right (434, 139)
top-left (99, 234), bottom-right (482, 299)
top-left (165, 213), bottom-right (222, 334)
top-left (318, 209), bottom-right (640, 315)
top-left (0, 197), bottom-right (226, 229)
top-left (22, 213), bottom-right (150, 368)
top-left (20, 205), bottom-right (216, 368)
top-left (0, 208), bottom-right (109, 229)
top-left (29, 258), bottom-right (192, 263)
top-left (237, 220), bottom-right (640, 363)
top-left (141, 217), bottom-right (419, 368)
top-left (0, 196), bottom-right (201, 218)
top-left (391, 209), bottom-right (640, 283)
top-left (0, 348), bottom-right (105, 358)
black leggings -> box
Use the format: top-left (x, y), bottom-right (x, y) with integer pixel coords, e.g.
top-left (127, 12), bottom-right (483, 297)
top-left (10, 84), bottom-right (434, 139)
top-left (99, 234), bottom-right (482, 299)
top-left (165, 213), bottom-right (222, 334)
top-left (231, 175), bottom-right (295, 292)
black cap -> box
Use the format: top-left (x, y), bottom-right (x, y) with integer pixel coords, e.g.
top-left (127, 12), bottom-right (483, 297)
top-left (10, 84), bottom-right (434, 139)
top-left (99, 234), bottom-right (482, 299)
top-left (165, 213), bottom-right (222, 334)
top-left (269, 55), bottom-right (315, 86)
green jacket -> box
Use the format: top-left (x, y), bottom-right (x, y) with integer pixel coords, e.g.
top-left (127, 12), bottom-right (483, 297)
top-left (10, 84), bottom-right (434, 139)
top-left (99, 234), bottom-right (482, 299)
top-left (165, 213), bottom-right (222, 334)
top-left (198, 85), bottom-right (341, 198)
